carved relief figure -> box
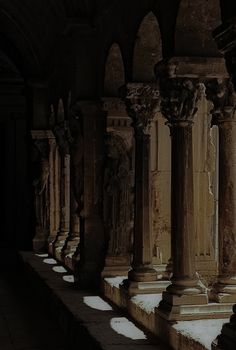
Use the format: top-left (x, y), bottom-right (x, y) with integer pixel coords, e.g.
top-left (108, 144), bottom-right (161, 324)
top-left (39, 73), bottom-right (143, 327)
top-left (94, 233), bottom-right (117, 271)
top-left (69, 110), bottom-right (84, 218)
top-left (32, 140), bottom-right (50, 234)
top-left (103, 133), bottom-right (133, 257)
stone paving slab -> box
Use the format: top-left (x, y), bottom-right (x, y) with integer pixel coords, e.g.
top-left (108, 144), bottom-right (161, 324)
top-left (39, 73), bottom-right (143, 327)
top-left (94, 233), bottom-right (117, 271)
top-left (0, 260), bottom-right (74, 350)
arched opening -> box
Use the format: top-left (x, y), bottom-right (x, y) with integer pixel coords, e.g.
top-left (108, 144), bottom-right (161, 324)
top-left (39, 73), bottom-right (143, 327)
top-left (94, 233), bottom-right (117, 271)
top-left (104, 43), bottom-right (125, 97)
top-left (133, 12), bottom-right (162, 82)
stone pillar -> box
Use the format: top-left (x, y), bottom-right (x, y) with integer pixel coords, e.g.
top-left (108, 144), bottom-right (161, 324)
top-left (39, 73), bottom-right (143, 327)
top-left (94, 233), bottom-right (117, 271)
top-left (122, 83), bottom-right (168, 295)
top-left (62, 187), bottom-right (81, 270)
top-left (53, 122), bottom-right (71, 261)
top-left (102, 98), bottom-right (134, 277)
top-left (31, 130), bottom-right (56, 252)
top-left (48, 142), bottom-right (61, 253)
top-left (206, 79), bottom-right (236, 303)
top-left (211, 20), bottom-right (236, 348)
top-left (156, 73), bottom-right (208, 320)
top-left (74, 101), bottom-right (106, 290)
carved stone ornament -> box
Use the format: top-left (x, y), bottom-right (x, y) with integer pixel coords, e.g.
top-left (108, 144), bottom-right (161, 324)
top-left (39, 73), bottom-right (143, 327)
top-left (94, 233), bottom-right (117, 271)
top-left (103, 132), bottom-right (133, 256)
top-left (125, 83), bottom-right (160, 134)
top-left (158, 78), bottom-right (202, 126)
top-left (205, 78), bottom-right (236, 124)
top-left (54, 120), bottom-right (73, 155)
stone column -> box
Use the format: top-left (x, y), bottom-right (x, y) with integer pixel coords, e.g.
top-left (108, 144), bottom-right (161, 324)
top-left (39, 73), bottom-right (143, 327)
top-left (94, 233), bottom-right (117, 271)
top-left (62, 187), bottom-right (81, 270)
top-left (206, 79), bottom-right (236, 303)
top-left (47, 139), bottom-right (60, 252)
top-left (31, 130), bottom-right (56, 252)
top-left (53, 122), bottom-right (71, 261)
top-left (122, 83), bottom-right (166, 295)
top-left (102, 98), bottom-right (134, 277)
top-left (156, 74), bottom-right (208, 320)
top-left (74, 101), bottom-right (106, 290)
top-left (211, 19), bottom-right (236, 348)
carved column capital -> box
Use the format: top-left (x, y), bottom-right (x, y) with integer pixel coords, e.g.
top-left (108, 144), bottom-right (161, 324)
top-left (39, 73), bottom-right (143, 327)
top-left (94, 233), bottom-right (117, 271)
top-left (125, 83), bottom-right (160, 135)
top-left (205, 78), bottom-right (236, 124)
top-left (158, 77), bottom-right (202, 127)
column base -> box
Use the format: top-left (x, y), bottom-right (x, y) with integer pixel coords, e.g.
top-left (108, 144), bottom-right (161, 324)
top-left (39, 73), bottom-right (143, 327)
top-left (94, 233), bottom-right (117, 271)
top-left (102, 265), bottom-right (130, 278)
top-left (154, 264), bottom-right (171, 279)
top-left (210, 278), bottom-right (236, 303)
top-left (62, 237), bottom-right (80, 257)
top-left (157, 291), bottom-right (211, 321)
top-left (102, 255), bottom-right (131, 277)
top-left (121, 278), bottom-right (171, 296)
top-left (128, 266), bottom-right (157, 282)
top-left (53, 232), bottom-right (69, 261)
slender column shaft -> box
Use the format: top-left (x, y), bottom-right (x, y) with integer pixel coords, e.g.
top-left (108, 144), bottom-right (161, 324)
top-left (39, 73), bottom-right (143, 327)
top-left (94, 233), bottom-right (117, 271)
top-left (53, 153), bottom-right (70, 259)
top-left (125, 84), bottom-right (159, 284)
top-left (206, 79), bottom-right (236, 302)
top-left (219, 121), bottom-right (236, 280)
top-left (155, 75), bottom-right (207, 312)
top-left (130, 130), bottom-right (155, 276)
top-left (169, 122), bottom-right (198, 291)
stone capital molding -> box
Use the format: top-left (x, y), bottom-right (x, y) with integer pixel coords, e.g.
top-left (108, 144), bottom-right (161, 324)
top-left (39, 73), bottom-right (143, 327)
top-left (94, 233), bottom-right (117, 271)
top-left (102, 97), bottom-right (126, 114)
top-left (157, 77), bottom-right (202, 127)
top-left (124, 83), bottom-right (160, 135)
top-left (155, 57), bottom-right (229, 80)
top-left (205, 78), bottom-right (236, 123)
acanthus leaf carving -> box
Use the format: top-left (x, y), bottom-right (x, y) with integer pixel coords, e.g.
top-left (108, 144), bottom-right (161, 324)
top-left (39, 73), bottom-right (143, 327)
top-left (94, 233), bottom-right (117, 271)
top-left (205, 78), bottom-right (236, 123)
top-left (158, 78), bottom-right (202, 126)
top-left (125, 83), bottom-right (160, 135)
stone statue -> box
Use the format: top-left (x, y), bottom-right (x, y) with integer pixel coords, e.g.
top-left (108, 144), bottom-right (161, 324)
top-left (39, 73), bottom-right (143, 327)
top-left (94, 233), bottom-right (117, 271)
top-left (69, 109), bottom-right (84, 217)
top-left (32, 140), bottom-right (50, 234)
top-left (103, 133), bottom-right (133, 256)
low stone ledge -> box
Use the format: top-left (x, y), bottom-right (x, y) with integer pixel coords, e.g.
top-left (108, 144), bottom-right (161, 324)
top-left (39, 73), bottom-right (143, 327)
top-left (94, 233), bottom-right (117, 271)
top-left (102, 278), bottom-right (228, 350)
top-left (19, 252), bottom-right (166, 350)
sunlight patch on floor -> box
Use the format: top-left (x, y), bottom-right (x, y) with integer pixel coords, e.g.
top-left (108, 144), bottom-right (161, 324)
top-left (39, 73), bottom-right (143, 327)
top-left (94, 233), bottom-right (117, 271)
top-left (35, 253), bottom-right (49, 258)
top-left (83, 296), bottom-right (113, 311)
top-left (52, 266), bottom-right (67, 273)
top-left (63, 275), bottom-right (74, 283)
top-left (110, 317), bottom-right (147, 340)
top-left (43, 258), bottom-right (57, 265)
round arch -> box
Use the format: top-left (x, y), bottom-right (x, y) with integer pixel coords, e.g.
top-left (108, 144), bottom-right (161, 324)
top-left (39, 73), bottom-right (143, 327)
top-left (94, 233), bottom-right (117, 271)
top-left (104, 43), bottom-right (125, 97)
top-left (133, 12), bottom-right (162, 82)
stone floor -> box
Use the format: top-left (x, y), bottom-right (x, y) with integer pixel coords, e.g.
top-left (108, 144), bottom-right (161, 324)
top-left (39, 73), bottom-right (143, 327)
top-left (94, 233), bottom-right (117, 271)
top-left (0, 252), bottom-right (168, 350)
top-left (0, 265), bottom-right (72, 350)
